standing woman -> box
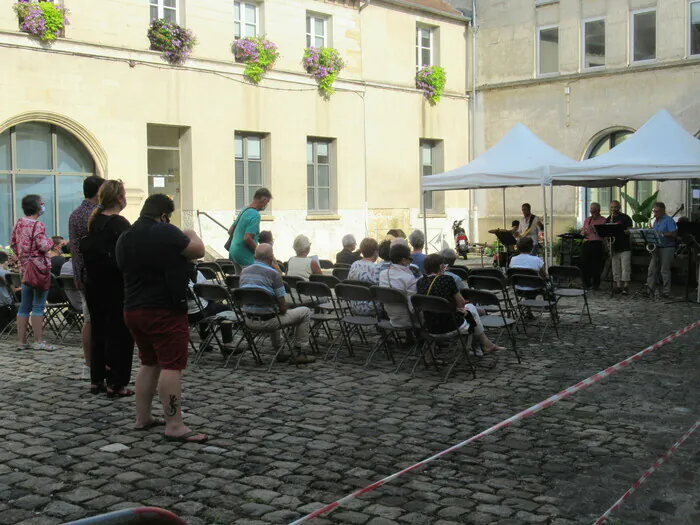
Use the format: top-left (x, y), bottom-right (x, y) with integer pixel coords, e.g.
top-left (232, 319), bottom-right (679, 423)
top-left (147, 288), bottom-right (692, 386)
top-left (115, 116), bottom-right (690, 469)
top-left (82, 180), bottom-right (134, 396)
top-left (10, 195), bottom-right (56, 351)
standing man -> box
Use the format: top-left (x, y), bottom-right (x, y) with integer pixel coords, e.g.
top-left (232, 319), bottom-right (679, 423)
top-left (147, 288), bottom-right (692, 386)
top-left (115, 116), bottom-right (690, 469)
top-left (68, 175), bottom-right (105, 369)
top-left (516, 203), bottom-right (544, 255)
top-left (580, 202), bottom-right (607, 290)
top-left (228, 188), bottom-right (272, 274)
top-left (606, 200), bottom-right (634, 295)
top-left (647, 202), bottom-right (677, 298)
top-left (116, 194), bottom-right (207, 443)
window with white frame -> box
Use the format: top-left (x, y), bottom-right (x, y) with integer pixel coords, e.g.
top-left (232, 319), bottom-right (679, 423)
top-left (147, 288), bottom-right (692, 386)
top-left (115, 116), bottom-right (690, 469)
top-left (583, 18), bottom-right (605, 68)
top-left (631, 9), bottom-right (656, 62)
top-left (234, 1), bottom-right (259, 39)
top-left (307, 139), bottom-right (334, 213)
top-left (537, 26), bottom-right (559, 75)
top-left (306, 13), bottom-right (329, 48)
top-left (235, 133), bottom-right (266, 211)
top-left (150, 0), bottom-right (178, 23)
top-left (691, 1), bottom-right (700, 56)
top-left (420, 140), bottom-right (444, 214)
top-left (416, 26), bottom-right (434, 68)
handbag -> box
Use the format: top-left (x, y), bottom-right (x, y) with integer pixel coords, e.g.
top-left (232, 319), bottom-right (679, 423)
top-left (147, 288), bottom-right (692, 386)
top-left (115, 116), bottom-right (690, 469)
top-left (22, 222), bottom-right (50, 291)
top-left (224, 207), bottom-right (252, 252)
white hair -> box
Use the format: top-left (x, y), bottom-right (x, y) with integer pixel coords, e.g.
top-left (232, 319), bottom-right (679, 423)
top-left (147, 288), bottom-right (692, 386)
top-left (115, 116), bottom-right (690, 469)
top-left (293, 234), bottom-right (312, 255)
top-left (408, 229), bottom-right (425, 249)
top-left (342, 234), bottom-right (356, 248)
top-left (391, 237), bottom-right (408, 247)
top-left (439, 248), bottom-right (457, 264)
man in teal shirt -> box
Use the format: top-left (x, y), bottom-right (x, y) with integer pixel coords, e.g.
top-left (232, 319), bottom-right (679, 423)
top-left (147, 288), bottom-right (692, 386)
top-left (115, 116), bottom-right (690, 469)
top-left (646, 201), bottom-right (677, 298)
top-left (228, 188), bottom-right (272, 272)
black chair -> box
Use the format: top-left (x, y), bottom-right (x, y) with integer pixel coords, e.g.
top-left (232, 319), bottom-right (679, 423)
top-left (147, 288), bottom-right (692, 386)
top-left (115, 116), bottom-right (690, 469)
top-left (309, 274), bottom-right (341, 289)
top-left (282, 276), bottom-right (315, 308)
top-left (333, 263), bottom-right (351, 269)
top-left (215, 258), bottom-right (231, 266)
top-left (549, 265), bottom-right (592, 326)
top-left (462, 288), bottom-right (520, 363)
top-left (225, 274), bottom-right (240, 291)
top-left (0, 273), bottom-right (22, 340)
top-left (297, 281), bottom-right (341, 355)
top-left (219, 262), bottom-right (237, 276)
top-left (342, 279), bottom-right (372, 288)
top-left (55, 275), bottom-right (84, 343)
top-left (318, 259), bottom-right (334, 270)
top-left (198, 266), bottom-right (221, 284)
top-left (467, 274), bottom-right (517, 317)
top-left (409, 294), bottom-right (476, 382)
top-left (506, 267), bottom-right (539, 280)
top-left (332, 267), bottom-right (350, 281)
top-left (333, 284), bottom-right (379, 360)
top-left (510, 274), bottom-right (559, 343)
top-left (369, 286), bottom-right (419, 370)
top-left (447, 266), bottom-right (469, 281)
top-left (469, 268), bottom-right (505, 281)
top-left (44, 274), bottom-right (71, 341)
top-left (231, 288), bottom-right (302, 371)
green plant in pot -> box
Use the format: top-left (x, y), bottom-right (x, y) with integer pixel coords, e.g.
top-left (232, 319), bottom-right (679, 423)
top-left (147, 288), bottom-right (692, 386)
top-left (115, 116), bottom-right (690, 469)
top-left (621, 190), bottom-right (659, 227)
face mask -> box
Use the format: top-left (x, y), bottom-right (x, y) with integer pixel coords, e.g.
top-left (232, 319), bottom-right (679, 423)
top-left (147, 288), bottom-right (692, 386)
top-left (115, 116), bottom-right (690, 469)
top-left (39, 204), bottom-right (46, 216)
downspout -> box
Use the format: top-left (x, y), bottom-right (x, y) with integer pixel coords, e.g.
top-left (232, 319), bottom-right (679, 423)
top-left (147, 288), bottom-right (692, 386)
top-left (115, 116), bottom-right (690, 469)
top-left (469, 0), bottom-right (479, 243)
top-left (360, 0), bottom-right (371, 235)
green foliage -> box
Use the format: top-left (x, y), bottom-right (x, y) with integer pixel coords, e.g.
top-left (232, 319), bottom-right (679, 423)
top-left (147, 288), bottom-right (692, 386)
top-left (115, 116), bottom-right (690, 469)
top-left (302, 47), bottom-right (345, 99)
top-left (232, 37), bottom-right (280, 84)
top-left (13, 0), bottom-right (69, 42)
top-left (415, 66), bottom-right (447, 105)
top-left (621, 190), bottom-right (660, 227)
top-left (39, 1), bottom-right (63, 41)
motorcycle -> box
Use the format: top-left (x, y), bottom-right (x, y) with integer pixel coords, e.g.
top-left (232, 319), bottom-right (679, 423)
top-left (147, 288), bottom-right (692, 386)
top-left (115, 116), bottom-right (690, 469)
top-left (452, 219), bottom-right (469, 259)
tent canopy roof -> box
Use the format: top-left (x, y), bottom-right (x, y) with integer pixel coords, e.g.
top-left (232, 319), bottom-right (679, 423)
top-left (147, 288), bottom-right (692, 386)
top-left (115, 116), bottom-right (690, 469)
top-left (422, 123), bottom-right (578, 191)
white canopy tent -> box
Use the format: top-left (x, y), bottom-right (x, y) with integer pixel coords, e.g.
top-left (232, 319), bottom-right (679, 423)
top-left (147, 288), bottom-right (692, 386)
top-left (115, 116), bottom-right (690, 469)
top-left (422, 123), bottom-right (580, 265)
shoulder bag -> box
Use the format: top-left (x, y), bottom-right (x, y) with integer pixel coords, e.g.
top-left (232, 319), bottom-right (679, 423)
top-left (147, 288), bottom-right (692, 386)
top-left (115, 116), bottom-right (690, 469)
top-left (224, 207), bottom-right (253, 252)
top-left (22, 222), bottom-right (51, 292)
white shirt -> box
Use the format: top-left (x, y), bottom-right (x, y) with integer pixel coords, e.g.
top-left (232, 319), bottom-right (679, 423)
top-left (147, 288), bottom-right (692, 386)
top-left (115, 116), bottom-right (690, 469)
top-left (187, 271), bottom-right (208, 315)
top-left (518, 215), bottom-right (541, 244)
top-left (509, 253), bottom-right (544, 291)
top-left (286, 257), bottom-right (314, 280)
top-left (378, 264), bottom-right (417, 328)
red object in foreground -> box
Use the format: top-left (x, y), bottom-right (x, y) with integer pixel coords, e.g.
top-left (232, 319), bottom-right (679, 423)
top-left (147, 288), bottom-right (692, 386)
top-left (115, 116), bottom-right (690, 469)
top-left (63, 507), bottom-right (187, 525)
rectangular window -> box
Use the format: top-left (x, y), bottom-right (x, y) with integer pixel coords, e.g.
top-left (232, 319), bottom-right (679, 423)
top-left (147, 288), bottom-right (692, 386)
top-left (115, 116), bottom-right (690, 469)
top-left (691, 1), bottom-right (700, 56)
top-left (150, 0), bottom-right (178, 24)
top-left (306, 13), bottom-right (329, 48)
top-left (235, 133), bottom-right (265, 211)
top-left (416, 26), bottom-right (434, 68)
top-left (420, 140), bottom-right (444, 214)
top-left (632, 9), bottom-right (656, 62)
top-left (307, 139), bottom-right (334, 213)
top-left (583, 18), bottom-right (605, 68)
top-left (538, 26), bottom-right (559, 75)
top-left (234, 1), bottom-right (259, 39)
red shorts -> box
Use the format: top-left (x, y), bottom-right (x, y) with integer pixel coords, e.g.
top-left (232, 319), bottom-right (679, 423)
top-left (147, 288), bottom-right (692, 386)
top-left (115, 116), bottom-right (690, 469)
top-left (124, 309), bottom-right (189, 370)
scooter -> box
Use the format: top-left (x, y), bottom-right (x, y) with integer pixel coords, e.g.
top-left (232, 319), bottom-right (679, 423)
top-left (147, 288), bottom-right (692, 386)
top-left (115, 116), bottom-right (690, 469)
top-left (452, 219), bottom-right (469, 259)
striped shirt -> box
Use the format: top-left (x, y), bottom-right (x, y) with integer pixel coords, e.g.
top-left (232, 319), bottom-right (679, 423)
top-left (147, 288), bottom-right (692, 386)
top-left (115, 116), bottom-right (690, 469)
top-left (239, 260), bottom-right (285, 314)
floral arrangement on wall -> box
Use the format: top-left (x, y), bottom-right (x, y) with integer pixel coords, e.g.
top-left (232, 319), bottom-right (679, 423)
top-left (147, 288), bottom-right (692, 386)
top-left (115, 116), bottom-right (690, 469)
top-left (302, 47), bottom-right (345, 99)
top-left (147, 19), bottom-right (197, 65)
top-left (416, 66), bottom-right (446, 106)
top-left (13, 0), bottom-right (69, 42)
top-left (232, 37), bottom-right (280, 84)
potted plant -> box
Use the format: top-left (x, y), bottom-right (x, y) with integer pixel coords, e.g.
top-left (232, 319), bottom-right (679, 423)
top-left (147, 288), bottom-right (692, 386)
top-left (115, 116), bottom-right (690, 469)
top-left (232, 36), bottom-right (280, 84)
top-left (302, 47), bottom-right (345, 99)
top-left (13, 0), bottom-right (69, 42)
top-left (147, 19), bottom-right (197, 65)
top-left (621, 190), bottom-right (660, 227)
top-left (416, 65), bottom-right (446, 106)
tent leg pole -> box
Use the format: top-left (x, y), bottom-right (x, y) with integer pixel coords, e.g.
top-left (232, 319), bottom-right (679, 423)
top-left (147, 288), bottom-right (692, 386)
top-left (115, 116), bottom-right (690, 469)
top-left (423, 191), bottom-right (428, 254)
top-left (549, 185), bottom-right (554, 266)
top-left (502, 188), bottom-right (506, 229)
top-left (541, 184), bottom-right (548, 269)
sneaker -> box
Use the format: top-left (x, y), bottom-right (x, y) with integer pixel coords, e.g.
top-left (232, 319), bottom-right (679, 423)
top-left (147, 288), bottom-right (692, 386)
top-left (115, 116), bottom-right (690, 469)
top-left (473, 347), bottom-right (484, 357)
top-left (33, 342), bottom-right (57, 352)
top-left (16, 342), bottom-right (31, 351)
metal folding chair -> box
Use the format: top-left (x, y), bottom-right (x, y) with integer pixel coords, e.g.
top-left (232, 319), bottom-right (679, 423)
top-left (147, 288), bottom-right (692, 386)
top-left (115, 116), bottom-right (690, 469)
top-left (332, 284), bottom-right (379, 360)
top-left (44, 274), bottom-right (71, 341)
top-left (225, 274), bottom-right (240, 291)
top-left (447, 266), bottom-right (469, 281)
top-left (197, 266), bottom-right (221, 284)
top-left (342, 279), bottom-right (372, 288)
top-left (333, 263), bottom-right (351, 269)
top-left (409, 294), bottom-right (476, 382)
top-left (549, 265), bottom-right (592, 326)
top-left (332, 267), bottom-right (350, 281)
top-left (318, 259), bottom-right (334, 270)
top-left (369, 286), bottom-right (420, 370)
top-left (470, 267), bottom-right (505, 280)
top-left (296, 281), bottom-right (341, 355)
top-left (55, 276), bottom-right (84, 343)
top-left (219, 262), bottom-right (237, 276)
top-left (282, 275), bottom-right (315, 308)
top-left (462, 288), bottom-right (520, 363)
top-left (0, 272), bottom-right (22, 340)
top-left (191, 283), bottom-right (246, 365)
top-left (467, 274), bottom-right (517, 317)
top-left (510, 274), bottom-right (559, 344)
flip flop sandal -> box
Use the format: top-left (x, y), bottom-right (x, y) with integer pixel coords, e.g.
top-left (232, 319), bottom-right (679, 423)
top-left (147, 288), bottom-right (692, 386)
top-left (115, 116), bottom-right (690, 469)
top-left (89, 384), bottom-right (106, 395)
top-left (107, 387), bottom-right (135, 398)
top-left (485, 345), bottom-right (506, 354)
top-left (134, 418), bottom-right (166, 431)
top-left (164, 431), bottom-right (208, 444)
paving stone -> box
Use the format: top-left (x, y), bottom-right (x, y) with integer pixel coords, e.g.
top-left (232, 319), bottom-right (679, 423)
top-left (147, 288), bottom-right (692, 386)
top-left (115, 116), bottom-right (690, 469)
top-left (43, 500), bottom-right (87, 518)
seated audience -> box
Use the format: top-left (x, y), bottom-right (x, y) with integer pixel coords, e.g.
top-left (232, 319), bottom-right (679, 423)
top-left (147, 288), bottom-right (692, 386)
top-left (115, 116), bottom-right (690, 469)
top-left (336, 234), bottom-right (361, 265)
top-left (378, 244), bottom-right (417, 328)
top-left (49, 236), bottom-right (68, 276)
top-left (287, 234), bottom-right (323, 279)
top-left (347, 238), bottom-right (380, 315)
top-left (439, 248), bottom-right (466, 291)
top-left (386, 229), bottom-right (407, 241)
top-left (240, 244), bottom-right (314, 364)
top-left (509, 237), bottom-right (548, 280)
top-left (258, 230), bottom-right (282, 273)
top-left (408, 230), bottom-right (426, 274)
top-left (187, 269), bottom-right (235, 353)
top-left (0, 251), bottom-right (17, 331)
top-left (377, 240), bottom-right (392, 273)
top-left (417, 254), bottom-right (505, 354)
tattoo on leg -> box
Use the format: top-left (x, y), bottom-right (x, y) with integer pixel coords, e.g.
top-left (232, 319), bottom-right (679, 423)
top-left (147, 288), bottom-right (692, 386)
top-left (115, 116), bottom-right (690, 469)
top-left (167, 394), bottom-right (178, 417)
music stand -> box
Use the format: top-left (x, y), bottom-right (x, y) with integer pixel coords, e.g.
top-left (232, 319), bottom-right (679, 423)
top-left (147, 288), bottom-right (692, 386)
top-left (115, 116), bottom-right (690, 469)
top-left (595, 223), bottom-right (625, 297)
top-left (629, 229), bottom-right (664, 300)
top-left (493, 230), bottom-right (517, 268)
top-left (675, 221), bottom-right (700, 305)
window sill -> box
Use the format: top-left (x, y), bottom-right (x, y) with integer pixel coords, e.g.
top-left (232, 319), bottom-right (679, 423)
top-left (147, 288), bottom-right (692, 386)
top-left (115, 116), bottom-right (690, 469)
top-left (306, 214), bottom-right (341, 221)
top-left (630, 58), bottom-right (657, 66)
top-left (535, 0), bottom-right (559, 6)
top-left (419, 213), bottom-right (447, 219)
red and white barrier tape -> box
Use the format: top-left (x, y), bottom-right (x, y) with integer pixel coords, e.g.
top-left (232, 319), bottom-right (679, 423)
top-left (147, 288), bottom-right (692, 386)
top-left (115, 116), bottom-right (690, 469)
top-left (593, 418), bottom-right (700, 524)
top-left (288, 320), bottom-right (700, 525)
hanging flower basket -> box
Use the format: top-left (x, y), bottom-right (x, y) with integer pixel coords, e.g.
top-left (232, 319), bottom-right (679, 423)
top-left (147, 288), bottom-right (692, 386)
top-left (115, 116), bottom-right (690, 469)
top-left (232, 37), bottom-right (280, 84)
top-left (302, 47), bottom-right (345, 99)
top-left (416, 66), bottom-right (446, 106)
top-left (13, 0), bottom-right (69, 42)
top-left (147, 19), bottom-right (197, 65)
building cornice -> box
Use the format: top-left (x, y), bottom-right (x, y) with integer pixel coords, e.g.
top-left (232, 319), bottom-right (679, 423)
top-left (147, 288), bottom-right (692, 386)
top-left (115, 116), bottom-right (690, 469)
top-left (478, 57), bottom-right (700, 92)
top-left (374, 0), bottom-right (470, 23)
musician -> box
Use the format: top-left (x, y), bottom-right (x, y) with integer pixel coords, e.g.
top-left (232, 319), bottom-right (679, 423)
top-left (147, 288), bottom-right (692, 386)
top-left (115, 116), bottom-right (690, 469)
top-left (647, 202), bottom-right (677, 298)
top-left (516, 203), bottom-right (544, 255)
top-left (606, 200), bottom-right (634, 295)
top-left (580, 202), bottom-right (607, 290)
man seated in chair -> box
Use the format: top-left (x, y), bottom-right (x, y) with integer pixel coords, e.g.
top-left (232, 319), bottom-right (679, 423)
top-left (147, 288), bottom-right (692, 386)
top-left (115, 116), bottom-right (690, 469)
top-left (509, 237), bottom-right (548, 282)
top-left (239, 244), bottom-right (315, 365)
top-left (417, 254), bottom-right (505, 356)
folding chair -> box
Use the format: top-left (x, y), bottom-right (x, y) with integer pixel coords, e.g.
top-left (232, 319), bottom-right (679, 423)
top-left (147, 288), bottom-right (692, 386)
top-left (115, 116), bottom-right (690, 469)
top-left (462, 288), bottom-right (520, 363)
top-left (197, 262), bottom-right (223, 284)
top-left (318, 259), bottom-right (334, 270)
top-left (225, 274), bottom-right (240, 291)
top-left (297, 281), bottom-right (341, 355)
top-left (469, 268), bottom-right (505, 280)
top-left (549, 265), bottom-right (592, 326)
top-left (333, 263), bottom-right (351, 269)
top-left (231, 288), bottom-right (303, 371)
top-left (369, 286), bottom-right (420, 370)
top-left (44, 275), bottom-right (71, 341)
top-left (219, 262), bottom-right (237, 276)
top-left (467, 274), bottom-right (517, 317)
top-left (0, 273), bottom-right (20, 340)
top-left (215, 258), bottom-right (231, 266)
top-left (191, 283), bottom-right (246, 365)
top-left (409, 294), bottom-right (476, 382)
top-left (510, 274), bottom-right (559, 344)
top-left (55, 276), bottom-right (84, 343)
top-left (447, 266), bottom-right (469, 281)
top-left (309, 274), bottom-right (341, 289)
top-left (332, 267), bottom-right (350, 281)
top-left (282, 276), bottom-right (315, 308)
top-left (506, 267), bottom-right (539, 279)
top-left (342, 279), bottom-right (372, 288)
top-left (332, 284), bottom-right (379, 359)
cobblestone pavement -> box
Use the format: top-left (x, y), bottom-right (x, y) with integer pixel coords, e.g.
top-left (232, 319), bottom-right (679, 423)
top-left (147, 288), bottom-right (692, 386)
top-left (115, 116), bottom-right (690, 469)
top-left (0, 291), bottom-right (699, 525)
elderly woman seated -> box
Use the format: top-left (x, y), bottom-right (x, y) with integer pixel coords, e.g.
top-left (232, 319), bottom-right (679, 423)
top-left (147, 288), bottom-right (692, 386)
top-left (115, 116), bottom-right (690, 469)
top-left (336, 234), bottom-right (361, 265)
top-left (346, 238), bottom-right (380, 315)
top-left (416, 254), bottom-right (505, 355)
top-left (287, 234), bottom-right (323, 279)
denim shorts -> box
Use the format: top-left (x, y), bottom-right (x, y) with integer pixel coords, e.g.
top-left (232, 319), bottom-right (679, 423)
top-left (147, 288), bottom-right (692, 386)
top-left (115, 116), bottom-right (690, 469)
top-left (17, 284), bottom-right (49, 317)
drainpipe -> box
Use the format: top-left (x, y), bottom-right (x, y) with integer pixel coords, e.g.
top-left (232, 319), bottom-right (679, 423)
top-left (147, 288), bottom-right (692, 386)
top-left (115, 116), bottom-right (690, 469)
top-left (360, 0), bottom-right (371, 11)
top-left (469, 0), bottom-right (479, 243)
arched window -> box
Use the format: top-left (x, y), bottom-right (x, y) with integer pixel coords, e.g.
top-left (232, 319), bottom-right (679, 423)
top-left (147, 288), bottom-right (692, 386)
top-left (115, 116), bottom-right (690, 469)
top-left (0, 122), bottom-right (96, 242)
